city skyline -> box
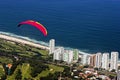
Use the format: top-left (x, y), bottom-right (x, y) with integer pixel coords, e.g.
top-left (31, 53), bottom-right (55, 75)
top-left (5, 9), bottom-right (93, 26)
top-left (50, 39), bottom-right (119, 72)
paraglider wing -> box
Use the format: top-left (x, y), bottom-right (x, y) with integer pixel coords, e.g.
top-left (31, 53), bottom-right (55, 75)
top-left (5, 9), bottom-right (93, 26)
top-left (18, 20), bottom-right (47, 36)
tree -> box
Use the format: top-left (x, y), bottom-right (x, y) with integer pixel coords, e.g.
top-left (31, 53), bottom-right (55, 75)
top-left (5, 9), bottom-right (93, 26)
top-left (94, 67), bottom-right (98, 71)
top-left (83, 65), bottom-right (89, 68)
top-left (30, 61), bottom-right (49, 77)
top-left (15, 69), bottom-right (22, 80)
top-left (87, 74), bottom-right (95, 78)
top-left (109, 74), bottom-right (117, 80)
top-left (62, 66), bottom-right (71, 77)
top-left (118, 66), bottom-right (120, 70)
top-left (40, 72), bottom-right (60, 80)
top-left (79, 76), bottom-right (86, 80)
top-left (1, 75), bottom-right (7, 80)
top-left (98, 71), bottom-right (105, 75)
top-left (73, 63), bottom-right (78, 67)
top-left (111, 69), bottom-right (116, 72)
top-left (96, 78), bottom-right (102, 80)
top-left (109, 74), bottom-right (115, 79)
top-left (10, 60), bottom-right (23, 75)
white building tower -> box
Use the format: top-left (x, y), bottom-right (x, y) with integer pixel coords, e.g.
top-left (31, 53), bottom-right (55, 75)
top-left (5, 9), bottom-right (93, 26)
top-left (117, 70), bottom-right (120, 80)
top-left (63, 50), bottom-right (73, 64)
top-left (102, 53), bottom-right (109, 70)
top-left (95, 52), bottom-right (102, 68)
top-left (110, 52), bottom-right (119, 71)
top-left (82, 54), bottom-right (89, 65)
top-left (73, 49), bottom-right (79, 62)
top-left (53, 47), bottom-right (64, 61)
top-left (63, 50), bottom-right (69, 62)
top-left (49, 39), bottom-right (55, 54)
top-left (87, 56), bottom-right (91, 65)
top-left (68, 50), bottom-right (73, 64)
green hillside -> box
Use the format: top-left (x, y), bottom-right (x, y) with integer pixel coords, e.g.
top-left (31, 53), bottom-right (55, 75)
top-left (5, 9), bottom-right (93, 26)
top-left (0, 39), bottom-right (66, 80)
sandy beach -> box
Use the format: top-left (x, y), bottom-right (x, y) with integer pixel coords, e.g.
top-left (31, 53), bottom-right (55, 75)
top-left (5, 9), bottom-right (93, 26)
top-left (0, 34), bottom-right (49, 50)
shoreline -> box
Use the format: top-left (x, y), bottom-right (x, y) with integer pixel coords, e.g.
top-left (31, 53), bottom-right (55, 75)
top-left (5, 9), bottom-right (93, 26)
top-left (0, 33), bottom-right (49, 50)
top-left (0, 31), bottom-right (90, 55)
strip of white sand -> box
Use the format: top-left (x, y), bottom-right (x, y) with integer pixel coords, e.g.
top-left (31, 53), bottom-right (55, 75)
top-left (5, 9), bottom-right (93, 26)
top-left (0, 34), bottom-right (49, 50)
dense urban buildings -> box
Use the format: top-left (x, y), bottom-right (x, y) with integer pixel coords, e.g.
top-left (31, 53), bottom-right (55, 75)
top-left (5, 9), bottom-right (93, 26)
top-left (49, 39), bottom-right (119, 72)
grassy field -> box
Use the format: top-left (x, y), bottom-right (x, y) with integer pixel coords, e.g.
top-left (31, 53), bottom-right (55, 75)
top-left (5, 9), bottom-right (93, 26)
top-left (21, 63), bottom-right (32, 79)
top-left (0, 56), bottom-right (13, 64)
top-left (7, 64), bottom-right (31, 80)
top-left (0, 39), bottom-right (49, 58)
top-left (0, 64), bottom-right (5, 79)
top-left (35, 64), bottom-right (64, 80)
top-left (6, 63), bottom-right (64, 80)
top-left (0, 39), bottom-right (65, 79)
top-left (7, 65), bottom-right (21, 80)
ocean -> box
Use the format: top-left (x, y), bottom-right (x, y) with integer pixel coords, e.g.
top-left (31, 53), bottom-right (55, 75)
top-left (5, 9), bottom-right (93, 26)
top-left (0, 0), bottom-right (120, 54)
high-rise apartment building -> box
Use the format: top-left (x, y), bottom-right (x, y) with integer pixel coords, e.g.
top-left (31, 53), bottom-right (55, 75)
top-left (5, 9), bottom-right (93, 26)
top-left (110, 52), bottom-right (118, 71)
top-left (68, 50), bottom-right (73, 64)
top-left (95, 52), bottom-right (102, 68)
top-left (63, 50), bottom-right (73, 64)
top-left (63, 50), bottom-right (69, 62)
top-left (89, 54), bottom-right (96, 67)
top-left (53, 47), bottom-right (64, 61)
top-left (102, 53), bottom-right (109, 70)
top-left (49, 39), bottom-right (55, 54)
top-left (73, 49), bottom-right (79, 62)
top-left (117, 70), bottom-right (120, 80)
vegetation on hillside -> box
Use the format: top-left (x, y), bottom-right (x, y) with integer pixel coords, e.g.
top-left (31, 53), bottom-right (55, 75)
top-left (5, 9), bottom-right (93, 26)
top-left (0, 39), bottom-right (69, 80)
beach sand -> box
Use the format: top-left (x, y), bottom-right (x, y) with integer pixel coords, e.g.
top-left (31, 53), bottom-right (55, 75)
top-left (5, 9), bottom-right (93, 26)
top-left (0, 34), bottom-right (49, 50)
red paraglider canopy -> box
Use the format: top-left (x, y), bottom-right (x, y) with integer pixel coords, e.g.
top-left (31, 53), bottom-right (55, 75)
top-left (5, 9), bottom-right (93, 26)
top-left (18, 20), bottom-right (48, 36)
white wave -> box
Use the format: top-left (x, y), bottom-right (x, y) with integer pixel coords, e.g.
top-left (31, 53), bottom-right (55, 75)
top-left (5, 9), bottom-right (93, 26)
top-left (0, 31), bottom-right (49, 46)
top-left (79, 50), bottom-right (90, 55)
top-left (0, 31), bottom-right (90, 55)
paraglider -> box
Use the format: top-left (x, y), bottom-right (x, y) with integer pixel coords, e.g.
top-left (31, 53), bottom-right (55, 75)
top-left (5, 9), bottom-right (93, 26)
top-left (18, 20), bottom-right (48, 36)
top-left (7, 64), bottom-right (12, 69)
top-left (6, 64), bottom-right (12, 75)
